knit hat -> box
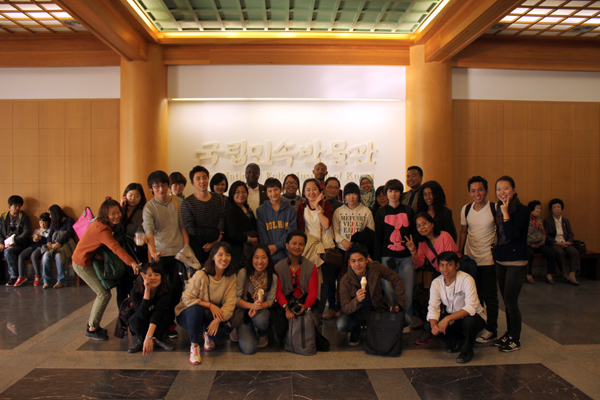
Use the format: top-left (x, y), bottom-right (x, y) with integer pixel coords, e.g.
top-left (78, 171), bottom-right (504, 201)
top-left (343, 182), bottom-right (361, 198)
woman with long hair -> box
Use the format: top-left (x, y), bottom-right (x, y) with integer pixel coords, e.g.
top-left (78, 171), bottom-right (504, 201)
top-left (225, 181), bottom-right (257, 269)
top-left (72, 199), bottom-right (140, 340)
top-left (175, 242), bottom-right (237, 365)
top-left (127, 263), bottom-right (173, 355)
top-left (232, 243), bottom-right (278, 354)
top-left (370, 185), bottom-right (388, 217)
top-left (416, 181), bottom-right (457, 242)
top-left (41, 204), bottom-right (76, 289)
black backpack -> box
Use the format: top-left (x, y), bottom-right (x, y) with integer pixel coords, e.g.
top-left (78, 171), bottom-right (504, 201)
top-left (464, 202), bottom-right (496, 227)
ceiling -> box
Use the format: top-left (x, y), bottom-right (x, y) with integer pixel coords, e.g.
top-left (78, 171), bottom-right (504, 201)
top-left (0, 0), bottom-right (85, 33)
top-left (132, 0), bottom-right (442, 33)
top-left (486, 0), bottom-right (600, 38)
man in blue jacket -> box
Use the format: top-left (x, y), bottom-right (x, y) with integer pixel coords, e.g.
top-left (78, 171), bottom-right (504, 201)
top-left (257, 178), bottom-right (297, 264)
top-left (0, 195), bottom-right (31, 285)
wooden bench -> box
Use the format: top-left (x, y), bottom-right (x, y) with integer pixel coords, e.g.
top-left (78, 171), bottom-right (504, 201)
top-left (533, 251), bottom-right (600, 280)
top-left (2, 259), bottom-right (81, 286)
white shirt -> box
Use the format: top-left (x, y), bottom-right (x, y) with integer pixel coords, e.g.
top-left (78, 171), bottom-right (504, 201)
top-left (427, 271), bottom-right (486, 323)
top-left (554, 216), bottom-right (565, 243)
top-left (304, 205), bottom-right (335, 249)
top-left (247, 185), bottom-right (260, 215)
top-left (460, 201), bottom-right (495, 266)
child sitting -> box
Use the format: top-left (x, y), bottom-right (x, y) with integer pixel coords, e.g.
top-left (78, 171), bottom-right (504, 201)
top-left (14, 213), bottom-right (51, 287)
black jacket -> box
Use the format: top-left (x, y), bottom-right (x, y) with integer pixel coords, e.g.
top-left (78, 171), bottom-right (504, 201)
top-left (493, 202), bottom-right (529, 262)
top-left (0, 211), bottom-right (31, 247)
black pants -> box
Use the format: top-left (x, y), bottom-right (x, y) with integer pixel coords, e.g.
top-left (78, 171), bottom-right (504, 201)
top-left (527, 245), bottom-right (557, 275)
top-left (474, 264), bottom-right (499, 334)
top-left (156, 256), bottom-right (184, 325)
top-left (424, 314), bottom-right (486, 355)
top-left (188, 235), bottom-right (212, 264)
top-left (127, 310), bottom-right (171, 340)
top-left (496, 262), bottom-right (527, 341)
top-left (322, 261), bottom-right (341, 312)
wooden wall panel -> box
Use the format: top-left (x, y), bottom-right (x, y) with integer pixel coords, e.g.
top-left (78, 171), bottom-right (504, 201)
top-left (453, 100), bottom-right (600, 252)
top-left (2, 100), bottom-right (119, 233)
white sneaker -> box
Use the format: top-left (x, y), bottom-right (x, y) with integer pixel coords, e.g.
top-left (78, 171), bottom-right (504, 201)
top-left (203, 332), bottom-right (215, 351)
top-left (229, 328), bottom-right (239, 342)
top-left (402, 326), bottom-right (411, 334)
top-left (189, 344), bottom-right (201, 365)
top-left (476, 329), bottom-right (498, 344)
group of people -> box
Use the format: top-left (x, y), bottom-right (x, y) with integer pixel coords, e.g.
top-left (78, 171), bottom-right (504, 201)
top-left (0, 162), bottom-right (584, 365)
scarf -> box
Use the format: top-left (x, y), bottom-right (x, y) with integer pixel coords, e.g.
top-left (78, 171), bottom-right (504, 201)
top-left (359, 175), bottom-right (375, 208)
top-left (495, 194), bottom-right (522, 246)
top-left (248, 271), bottom-right (268, 302)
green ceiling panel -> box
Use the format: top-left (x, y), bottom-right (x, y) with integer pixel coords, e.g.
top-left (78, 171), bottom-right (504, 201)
top-left (134, 0), bottom-right (442, 33)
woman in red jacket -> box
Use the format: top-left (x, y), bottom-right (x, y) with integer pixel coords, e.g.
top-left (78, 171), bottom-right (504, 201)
top-left (72, 199), bottom-right (140, 341)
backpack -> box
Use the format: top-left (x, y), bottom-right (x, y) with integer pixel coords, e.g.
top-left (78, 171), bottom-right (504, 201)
top-left (114, 296), bottom-right (135, 339)
top-left (464, 202), bottom-right (496, 227)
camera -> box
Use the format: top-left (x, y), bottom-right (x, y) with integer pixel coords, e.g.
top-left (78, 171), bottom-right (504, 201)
top-left (285, 292), bottom-right (308, 314)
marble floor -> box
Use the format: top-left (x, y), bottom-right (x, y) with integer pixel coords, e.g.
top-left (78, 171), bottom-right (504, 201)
top-left (0, 276), bottom-right (599, 400)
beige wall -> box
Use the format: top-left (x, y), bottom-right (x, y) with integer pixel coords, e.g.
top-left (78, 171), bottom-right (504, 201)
top-left (0, 99), bottom-right (120, 225)
top-left (452, 100), bottom-right (600, 251)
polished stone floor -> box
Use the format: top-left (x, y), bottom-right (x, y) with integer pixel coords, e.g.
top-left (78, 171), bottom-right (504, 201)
top-left (0, 276), bottom-right (599, 400)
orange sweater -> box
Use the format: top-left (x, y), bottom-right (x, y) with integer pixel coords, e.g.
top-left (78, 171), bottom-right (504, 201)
top-left (72, 221), bottom-right (135, 267)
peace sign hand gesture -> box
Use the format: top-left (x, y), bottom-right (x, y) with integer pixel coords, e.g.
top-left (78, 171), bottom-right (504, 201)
top-left (404, 235), bottom-right (417, 253)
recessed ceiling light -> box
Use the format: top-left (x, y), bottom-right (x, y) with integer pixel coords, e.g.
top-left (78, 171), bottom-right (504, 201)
top-left (16, 4), bottom-right (42, 11)
top-left (528, 8), bottom-right (552, 15)
top-left (501, 15), bottom-right (519, 22)
top-left (540, 0), bottom-right (565, 6)
top-left (51, 12), bottom-right (71, 19)
top-left (540, 16), bottom-right (563, 23)
top-left (0, 5), bottom-right (15, 11)
top-left (562, 17), bottom-right (585, 23)
top-left (530, 23), bottom-right (550, 29)
top-left (4, 12), bottom-right (27, 19)
top-left (509, 23), bottom-right (530, 29)
top-left (519, 30), bottom-right (539, 35)
top-left (584, 17), bottom-right (600, 23)
top-left (550, 24), bottom-right (573, 29)
top-left (576, 10), bottom-right (598, 16)
top-left (590, 1), bottom-right (600, 8)
top-left (522, 0), bottom-right (541, 5)
top-left (512, 8), bottom-right (530, 14)
top-left (552, 9), bottom-right (576, 15)
top-left (517, 16), bottom-right (540, 22)
top-left (582, 32), bottom-right (600, 36)
top-left (41, 4), bottom-right (62, 11)
top-left (28, 12), bottom-right (51, 19)
top-left (565, 1), bottom-right (589, 6)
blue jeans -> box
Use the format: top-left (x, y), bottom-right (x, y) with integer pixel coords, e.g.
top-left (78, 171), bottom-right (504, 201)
top-left (237, 308), bottom-right (270, 355)
top-left (176, 304), bottom-right (228, 344)
top-left (337, 307), bottom-right (367, 336)
top-left (4, 245), bottom-right (24, 278)
top-left (42, 251), bottom-right (66, 284)
top-left (381, 256), bottom-right (414, 327)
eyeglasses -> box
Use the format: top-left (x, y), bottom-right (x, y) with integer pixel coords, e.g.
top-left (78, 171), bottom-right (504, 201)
top-left (152, 183), bottom-right (169, 190)
top-left (326, 185), bottom-right (339, 190)
top-left (171, 183), bottom-right (184, 187)
top-left (234, 191), bottom-right (247, 195)
top-left (285, 181), bottom-right (298, 186)
top-left (415, 221), bottom-right (430, 229)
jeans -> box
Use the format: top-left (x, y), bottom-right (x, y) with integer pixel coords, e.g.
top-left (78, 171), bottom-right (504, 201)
top-left (336, 307), bottom-right (367, 336)
top-left (73, 262), bottom-right (111, 329)
top-left (237, 308), bottom-right (270, 355)
top-left (474, 264), bottom-right (499, 334)
top-left (18, 247), bottom-right (43, 277)
top-left (381, 256), bottom-right (415, 326)
top-left (496, 262), bottom-right (527, 341)
top-left (176, 304), bottom-right (228, 344)
top-left (527, 245), bottom-right (557, 275)
top-left (424, 314), bottom-right (486, 355)
top-left (4, 245), bottom-right (24, 278)
top-left (42, 251), bottom-right (66, 284)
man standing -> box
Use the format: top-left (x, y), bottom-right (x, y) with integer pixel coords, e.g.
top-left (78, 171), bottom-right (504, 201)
top-left (245, 163), bottom-right (268, 213)
top-left (458, 176), bottom-right (498, 344)
top-left (401, 166), bottom-right (423, 212)
top-left (0, 195), bottom-right (31, 285)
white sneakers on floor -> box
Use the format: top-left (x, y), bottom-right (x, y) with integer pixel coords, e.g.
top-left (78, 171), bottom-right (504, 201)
top-left (189, 344), bottom-right (201, 365)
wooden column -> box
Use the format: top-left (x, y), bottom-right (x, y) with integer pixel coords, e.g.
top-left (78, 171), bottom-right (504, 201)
top-left (406, 45), bottom-right (453, 205)
top-left (120, 44), bottom-right (168, 197)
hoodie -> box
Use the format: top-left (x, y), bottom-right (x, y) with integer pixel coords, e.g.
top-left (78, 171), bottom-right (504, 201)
top-left (374, 203), bottom-right (415, 261)
top-left (333, 203), bottom-right (375, 251)
top-left (256, 199), bottom-right (297, 264)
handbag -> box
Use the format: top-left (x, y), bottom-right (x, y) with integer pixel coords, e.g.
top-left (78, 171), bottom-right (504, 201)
top-left (363, 309), bottom-right (404, 357)
top-left (73, 207), bottom-right (95, 239)
top-left (284, 309), bottom-right (317, 356)
top-left (321, 223), bottom-right (344, 269)
top-left (573, 240), bottom-right (587, 254)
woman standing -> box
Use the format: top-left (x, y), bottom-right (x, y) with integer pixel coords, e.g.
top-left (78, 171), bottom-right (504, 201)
top-left (359, 175), bottom-right (375, 208)
top-left (370, 186), bottom-right (388, 217)
top-left (42, 205), bottom-right (76, 289)
top-left (72, 199), bottom-right (140, 340)
top-left (416, 181), bottom-right (457, 242)
top-left (175, 242), bottom-right (237, 365)
top-left (281, 173), bottom-right (303, 211)
top-left (232, 244), bottom-right (278, 355)
top-left (493, 176), bottom-right (529, 352)
top-left (210, 173), bottom-right (229, 209)
top-left (127, 263), bottom-right (173, 355)
top-left (169, 172), bottom-right (187, 199)
top-left (225, 181), bottom-right (258, 269)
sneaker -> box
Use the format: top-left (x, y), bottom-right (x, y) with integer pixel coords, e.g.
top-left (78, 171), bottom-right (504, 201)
top-left (493, 332), bottom-right (510, 347)
top-left (167, 325), bottom-right (179, 339)
top-left (335, 310), bottom-right (342, 318)
top-left (402, 326), bottom-right (411, 334)
top-left (203, 332), bottom-right (215, 351)
top-left (43, 283), bottom-right (51, 289)
top-left (258, 336), bottom-right (269, 348)
top-left (34, 276), bottom-right (42, 287)
top-left (87, 324), bottom-right (107, 336)
top-left (456, 351), bottom-right (474, 364)
top-left (53, 283), bottom-right (64, 289)
top-left (154, 338), bottom-right (174, 351)
top-left (476, 329), bottom-right (497, 344)
top-left (229, 328), bottom-right (239, 342)
top-left (86, 327), bottom-right (109, 341)
top-left (348, 331), bottom-right (361, 346)
top-left (189, 344), bottom-right (201, 365)
top-left (414, 331), bottom-right (434, 345)
top-left (128, 339), bottom-right (143, 354)
top-left (13, 277), bottom-right (27, 287)
top-left (323, 309), bottom-right (336, 320)
top-left (499, 339), bottom-right (521, 353)
top-left (5, 277), bottom-right (17, 286)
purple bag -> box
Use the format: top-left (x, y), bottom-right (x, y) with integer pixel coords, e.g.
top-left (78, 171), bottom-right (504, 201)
top-left (73, 207), bottom-right (95, 239)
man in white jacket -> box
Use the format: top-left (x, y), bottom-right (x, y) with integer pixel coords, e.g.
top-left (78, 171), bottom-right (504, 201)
top-left (424, 251), bottom-right (486, 364)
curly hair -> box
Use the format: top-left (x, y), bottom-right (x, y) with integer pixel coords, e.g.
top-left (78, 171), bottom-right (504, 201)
top-left (416, 181), bottom-right (447, 216)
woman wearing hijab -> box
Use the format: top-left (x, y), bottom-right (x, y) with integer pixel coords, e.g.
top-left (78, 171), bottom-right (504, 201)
top-left (359, 175), bottom-right (375, 208)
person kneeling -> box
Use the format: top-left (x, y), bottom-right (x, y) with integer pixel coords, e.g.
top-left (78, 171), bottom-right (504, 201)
top-left (337, 244), bottom-right (405, 346)
top-left (423, 251), bottom-right (486, 364)
top-left (127, 263), bottom-right (174, 354)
